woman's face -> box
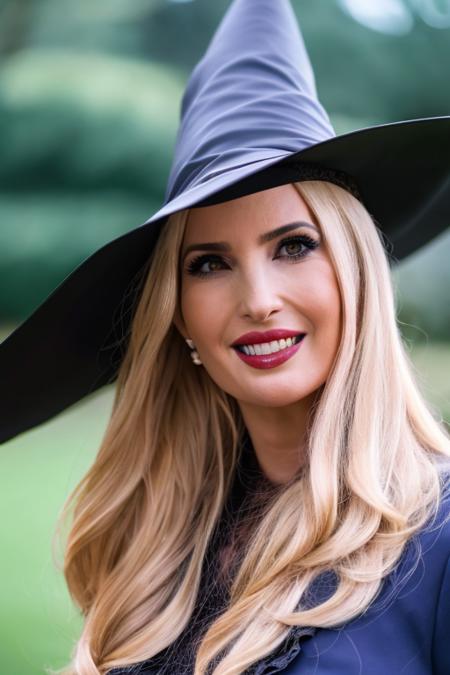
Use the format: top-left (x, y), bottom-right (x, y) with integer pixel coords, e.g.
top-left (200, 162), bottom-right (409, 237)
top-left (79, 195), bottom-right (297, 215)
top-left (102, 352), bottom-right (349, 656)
top-left (175, 183), bottom-right (342, 409)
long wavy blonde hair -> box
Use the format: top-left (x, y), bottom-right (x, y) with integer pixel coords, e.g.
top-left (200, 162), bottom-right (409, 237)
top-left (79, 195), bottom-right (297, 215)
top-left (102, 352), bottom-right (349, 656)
top-left (55, 180), bottom-right (450, 675)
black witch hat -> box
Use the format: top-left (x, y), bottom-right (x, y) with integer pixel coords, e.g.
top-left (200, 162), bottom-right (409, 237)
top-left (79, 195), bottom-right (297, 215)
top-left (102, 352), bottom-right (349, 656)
top-left (1, 0), bottom-right (449, 444)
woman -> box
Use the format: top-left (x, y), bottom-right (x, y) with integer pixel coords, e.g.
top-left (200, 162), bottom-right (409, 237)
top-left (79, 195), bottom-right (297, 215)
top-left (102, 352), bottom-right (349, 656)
top-left (1, 1), bottom-right (449, 673)
top-left (57, 179), bottom-right (450, 674)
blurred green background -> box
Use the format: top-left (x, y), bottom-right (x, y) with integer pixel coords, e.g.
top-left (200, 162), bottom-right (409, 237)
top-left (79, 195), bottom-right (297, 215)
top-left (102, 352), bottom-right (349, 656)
top-left (0, 0), bottom-right (449, 673)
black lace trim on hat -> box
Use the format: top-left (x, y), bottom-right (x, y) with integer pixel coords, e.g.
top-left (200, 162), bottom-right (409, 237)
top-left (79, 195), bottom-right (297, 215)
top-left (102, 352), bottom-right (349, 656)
top-left (289, 161), bottom-right (363, 203)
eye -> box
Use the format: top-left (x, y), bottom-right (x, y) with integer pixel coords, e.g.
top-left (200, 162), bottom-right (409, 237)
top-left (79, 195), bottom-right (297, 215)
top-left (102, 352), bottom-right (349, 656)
top-left (185, 234), bottom-right (319, 278)
top-left (186, 254), bottom-right (227, 277)
top-left (276, 235), bottom-right (318, 261)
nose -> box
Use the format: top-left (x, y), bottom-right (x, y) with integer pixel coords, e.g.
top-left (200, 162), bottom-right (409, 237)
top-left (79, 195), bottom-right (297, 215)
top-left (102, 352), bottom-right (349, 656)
top-left (237, 265), bottom-right (283, 322)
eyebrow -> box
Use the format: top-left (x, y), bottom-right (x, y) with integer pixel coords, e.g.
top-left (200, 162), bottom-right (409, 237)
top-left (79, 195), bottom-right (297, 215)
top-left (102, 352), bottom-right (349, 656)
top-left (181, 221), bottom-right (319, 261)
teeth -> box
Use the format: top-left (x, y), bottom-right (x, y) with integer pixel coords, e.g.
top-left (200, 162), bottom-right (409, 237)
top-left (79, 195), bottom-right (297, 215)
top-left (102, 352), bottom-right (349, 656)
top-left (240, 335), bottom-right (302, 356)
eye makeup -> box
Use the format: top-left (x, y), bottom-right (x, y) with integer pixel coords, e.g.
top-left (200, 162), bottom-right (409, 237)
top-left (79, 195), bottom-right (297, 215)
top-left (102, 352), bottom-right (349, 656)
top-left (185, 233), bottom-right (319, 278)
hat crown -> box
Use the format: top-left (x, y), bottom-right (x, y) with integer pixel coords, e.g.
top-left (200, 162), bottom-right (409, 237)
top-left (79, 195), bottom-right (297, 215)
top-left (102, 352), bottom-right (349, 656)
top-left (164, 0), bottom-right (335, 204)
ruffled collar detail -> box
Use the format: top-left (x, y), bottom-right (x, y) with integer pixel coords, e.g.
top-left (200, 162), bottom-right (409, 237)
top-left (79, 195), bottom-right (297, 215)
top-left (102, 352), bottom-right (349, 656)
top-left (246, 624), bottom-right (317, 674)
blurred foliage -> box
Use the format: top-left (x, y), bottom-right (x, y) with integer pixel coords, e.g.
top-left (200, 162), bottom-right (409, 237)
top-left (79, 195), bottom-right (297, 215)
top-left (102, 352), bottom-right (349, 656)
top-left (0, 0), bottom-right (449, 337)
top-left (1, 0), bottom-right (449, 118)
top-left (0, 191), bottom-right (160, 317)
top-left (0, 49), bottom-right (182, 193)
top-left (392, 229), bottom-right (450, 342)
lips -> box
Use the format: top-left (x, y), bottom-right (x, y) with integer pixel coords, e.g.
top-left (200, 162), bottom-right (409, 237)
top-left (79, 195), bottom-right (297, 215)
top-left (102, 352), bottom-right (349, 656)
top-left (232, 333), bottom-right (306, 369)
top-left (231, 329), bottom-right (306, 347)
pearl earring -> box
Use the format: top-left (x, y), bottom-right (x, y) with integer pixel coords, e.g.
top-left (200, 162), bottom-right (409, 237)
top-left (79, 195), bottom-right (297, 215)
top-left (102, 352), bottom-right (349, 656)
top-left (185, 338), bottom-right (202, 365)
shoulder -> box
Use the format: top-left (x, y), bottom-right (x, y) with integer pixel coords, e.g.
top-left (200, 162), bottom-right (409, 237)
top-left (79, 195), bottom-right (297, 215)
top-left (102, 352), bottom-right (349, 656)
top-left (415, 471), bottom-right (450, 567)
top-left (391, 475), bottom-right (450, 597)
top-left (292, 487), bottom-right (450, 675)
top-left (419, 476), bottom-right (450, 675)
top-left (382, 476), bottom-right (450, 673)
top-left (341, 478), bottom-right (450, 640)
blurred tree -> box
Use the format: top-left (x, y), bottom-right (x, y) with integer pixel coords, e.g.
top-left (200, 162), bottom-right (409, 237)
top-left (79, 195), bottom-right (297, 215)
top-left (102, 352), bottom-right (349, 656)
top-left (0, 50), bottom-right (183, 193)
top-left (0, 0), bottom-right (33, 56)
top-left (393, 230), bottom-right (450, 342)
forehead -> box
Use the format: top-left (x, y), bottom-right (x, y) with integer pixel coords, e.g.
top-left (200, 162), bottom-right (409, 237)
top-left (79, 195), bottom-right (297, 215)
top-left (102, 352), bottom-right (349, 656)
top-left (184, 183), bottom-right (316, 240)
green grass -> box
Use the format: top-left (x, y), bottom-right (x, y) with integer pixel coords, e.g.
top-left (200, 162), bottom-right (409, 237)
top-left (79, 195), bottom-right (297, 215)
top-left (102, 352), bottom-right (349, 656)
top-left (0, 331), bottom-right (448, 674)
top-left (0, 385), bottom-right (115, 674)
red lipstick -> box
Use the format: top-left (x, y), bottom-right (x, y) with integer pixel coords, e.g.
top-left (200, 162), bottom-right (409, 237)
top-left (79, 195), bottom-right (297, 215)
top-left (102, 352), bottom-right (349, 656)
top-left (231, 329), bottom-right (304, 346)
top-left (232, 333), bottom-right (306, 370)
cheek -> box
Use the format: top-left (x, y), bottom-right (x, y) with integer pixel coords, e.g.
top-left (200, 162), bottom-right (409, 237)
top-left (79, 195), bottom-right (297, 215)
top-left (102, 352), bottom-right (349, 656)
top-left (296, 265), bottom-right (341, 334)
top-left (181, 284), bottom-right (227, 339)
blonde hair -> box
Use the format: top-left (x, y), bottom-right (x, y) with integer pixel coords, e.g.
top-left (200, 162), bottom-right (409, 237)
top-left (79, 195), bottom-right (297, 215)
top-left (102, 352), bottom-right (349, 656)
top-left (55, 181), bottom-right (450, 675)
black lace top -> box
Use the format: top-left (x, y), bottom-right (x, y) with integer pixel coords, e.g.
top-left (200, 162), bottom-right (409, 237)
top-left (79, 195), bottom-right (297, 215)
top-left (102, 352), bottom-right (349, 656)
top-left (109, 432), bottom-right (318, 675)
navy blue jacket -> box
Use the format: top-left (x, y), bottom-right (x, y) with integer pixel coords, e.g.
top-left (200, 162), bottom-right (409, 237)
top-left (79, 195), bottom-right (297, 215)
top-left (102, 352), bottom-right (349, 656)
top-left (275, 490), bottom-right (450, 675)
top-left (109, 488), bottom-right (450, 675)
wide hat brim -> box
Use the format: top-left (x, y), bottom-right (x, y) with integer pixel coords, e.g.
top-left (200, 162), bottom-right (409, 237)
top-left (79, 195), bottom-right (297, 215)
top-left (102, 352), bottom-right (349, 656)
top-left (1, 115), bottom-right (449, 444)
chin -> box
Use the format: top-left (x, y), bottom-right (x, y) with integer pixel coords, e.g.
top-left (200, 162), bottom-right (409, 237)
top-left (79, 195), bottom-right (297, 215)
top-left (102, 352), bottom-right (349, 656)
top-left (236, 388), bottom-right (314, 408)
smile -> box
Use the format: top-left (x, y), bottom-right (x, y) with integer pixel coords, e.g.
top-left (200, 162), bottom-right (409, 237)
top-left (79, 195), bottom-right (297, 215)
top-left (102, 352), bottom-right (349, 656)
top-left (232, 334), bottom-right (306, 370)
top-left (235, 334), bottom-right (303, 355)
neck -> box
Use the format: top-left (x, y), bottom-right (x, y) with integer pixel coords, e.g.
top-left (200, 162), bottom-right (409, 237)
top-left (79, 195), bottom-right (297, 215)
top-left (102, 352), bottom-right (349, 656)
top-left (237, 388), bottom-right (321, 484)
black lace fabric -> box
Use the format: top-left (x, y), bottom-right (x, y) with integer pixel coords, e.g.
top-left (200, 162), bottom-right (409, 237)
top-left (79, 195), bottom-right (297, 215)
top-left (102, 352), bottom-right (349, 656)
top-left (109, 432), bottom-right (318, 675)
top-left (289, 160), bottom-right (363, 203)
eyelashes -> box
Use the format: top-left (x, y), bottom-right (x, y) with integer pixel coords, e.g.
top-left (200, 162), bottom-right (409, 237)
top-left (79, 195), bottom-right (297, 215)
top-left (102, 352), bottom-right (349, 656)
top-left (185, 234), bottom-right (319, 278)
